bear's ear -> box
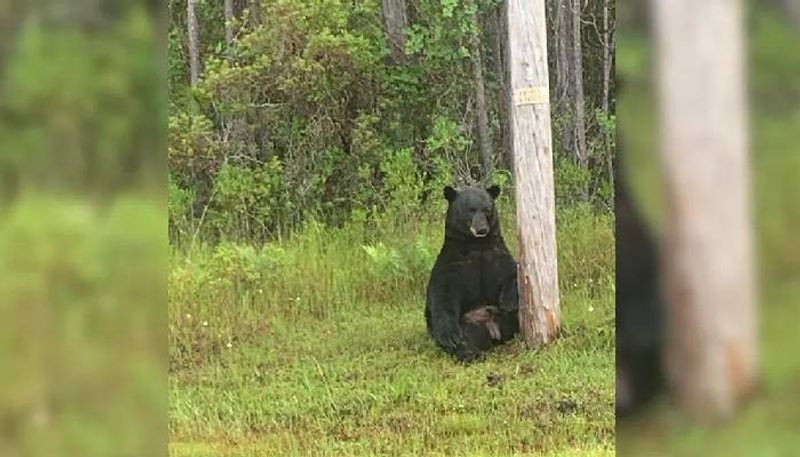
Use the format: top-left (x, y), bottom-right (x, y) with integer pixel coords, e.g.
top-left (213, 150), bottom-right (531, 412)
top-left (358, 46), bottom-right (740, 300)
top-left (444, 186), bottom-right (458, 202)
top-left (487, 184), bottom-right (500, 200)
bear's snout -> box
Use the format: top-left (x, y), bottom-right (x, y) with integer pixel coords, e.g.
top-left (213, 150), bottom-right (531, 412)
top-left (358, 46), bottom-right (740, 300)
top-left (471, 227), bottom-right (489, 237)
top-left (470, 213), bottom-right (490, 237)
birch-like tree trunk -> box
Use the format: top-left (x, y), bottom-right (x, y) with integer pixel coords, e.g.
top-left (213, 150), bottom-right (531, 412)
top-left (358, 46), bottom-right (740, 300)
top-left (381, 0), bottom-right (408, 63)
top-left (187, 0), bottom-right (200, 84)
top-left (507, 0), bottom-right (561, 347)
top-left (224, 0), bottom-right (235, 52)
top-left (654, 0), bottom-right (757, 421)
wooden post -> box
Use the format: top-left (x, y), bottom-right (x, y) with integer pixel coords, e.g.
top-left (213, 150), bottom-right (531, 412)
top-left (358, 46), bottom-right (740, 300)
top-left (654, 0), bottom-right (757, 421)
top-left (507, 0), bottom-right (561, 347)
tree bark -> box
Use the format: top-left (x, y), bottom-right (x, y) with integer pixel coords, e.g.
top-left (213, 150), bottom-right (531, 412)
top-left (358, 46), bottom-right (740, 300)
top-left (470, 29), bottom-right (494, 181)
top-left (554, 0), bottom-right (571, 114)
top-left (489, 3), bottom-right (512, 171)
top-left (654, 0), bottom-right (757, 421)
top-left (250, 0), bottom-right (261, 23)
top-left (552, 0), bottom-right (573, 155)
top-left (602, 0), bottom-right (614, 188)
top-left (507, 0), bottom-right (561, 347)
top-left (224, 0), bottom-right (235, 52)
top-left (554, 0), bottom-right (569, 106)
top-left (381, 0), bottom-right (408, 64)
top-left (570, 0), bottom-right (587, 171)
top-left (780, 0), bottom-right (800, 27)
top-left (187, 0), bottom-right (200, 84)
top-left (602, 0), bottom-right (611, 118)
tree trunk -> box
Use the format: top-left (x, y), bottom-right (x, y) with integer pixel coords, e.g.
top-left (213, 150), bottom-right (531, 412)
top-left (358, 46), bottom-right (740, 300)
top-left (381, 0), bottom-right (408, 63)
top-left (570, 0), bottom-right (587, 172)
top-left (654, 0), bottom-right (757, 421)
top-left (490, 3), bottom-right (512, 171)
top-left (250, 0), bottom-right (261, 23)
top-left (471, 29), bottom-right (494, 181)
top-left (780, 0), bottom-right (800, 27)
top-left (602, 0), bottom-right (611, 118)
top-left (554, 0), bottom-right (570, 109)
top-left (187, 0), bottom-right (200, 84)
top-left (507, 0), bottom-right (561, 347)
top-left (224, 0), bottom-right (235, 52)
top-left (553, 0), bottom-right (572, 154)
top-left (602, 0), bottom-right (613, 188)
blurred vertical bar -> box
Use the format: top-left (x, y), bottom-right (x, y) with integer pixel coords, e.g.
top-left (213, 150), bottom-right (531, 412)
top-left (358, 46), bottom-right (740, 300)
top-left (653, 0), bottom-right (757, 421)
top-left (618, 0), bottom-right (800, 454)
top-left (0, 0), bottom-right (166, 456)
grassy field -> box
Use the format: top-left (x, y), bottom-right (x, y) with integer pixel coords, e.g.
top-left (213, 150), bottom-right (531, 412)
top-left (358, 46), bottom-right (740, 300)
top-left (168, 205), bottom-right (615, 456)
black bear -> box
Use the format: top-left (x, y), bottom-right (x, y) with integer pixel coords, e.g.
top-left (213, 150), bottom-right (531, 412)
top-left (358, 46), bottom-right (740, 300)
top-left (425, 184), bottom-right (520, 363)
top-left (614, 149), bottom-right (665, 416)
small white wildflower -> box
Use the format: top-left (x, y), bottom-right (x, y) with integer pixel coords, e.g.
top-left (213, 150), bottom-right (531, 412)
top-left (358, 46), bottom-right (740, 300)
top-left (226, 342), bottom-right (233, 348)
top-left (588, 306), bottom-right (595, 313)
top-left (258, 289), bottom-right (264, 294)
top-left (186, 314), bottom-right (191, 319)
top-left (203, 321), bottom-right (208, 327)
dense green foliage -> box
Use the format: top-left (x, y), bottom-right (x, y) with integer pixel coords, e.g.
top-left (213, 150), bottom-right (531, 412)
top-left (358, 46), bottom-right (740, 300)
top-left (167, 0), bottom-right (615, 244)
top-left (1, 6), bottom-right (163, 198)
top-left (0, 4), bottom-right (165, 457)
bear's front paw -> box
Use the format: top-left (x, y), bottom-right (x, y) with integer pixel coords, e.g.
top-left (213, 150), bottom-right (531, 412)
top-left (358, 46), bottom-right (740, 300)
top-left (456, 348), bottom-right (485, 364)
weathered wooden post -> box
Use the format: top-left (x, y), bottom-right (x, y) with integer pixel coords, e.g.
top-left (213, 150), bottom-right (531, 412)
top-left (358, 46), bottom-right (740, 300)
top-left (507, 0), bottom-right (561, 346)
top-left (654, 0), bottom-right (757, 420)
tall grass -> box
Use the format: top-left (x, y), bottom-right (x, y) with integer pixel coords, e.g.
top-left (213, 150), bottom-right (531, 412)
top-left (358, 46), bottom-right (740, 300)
top-left (169, 203), bottom-right (613, 372)
top-left (168, 202), bottom-right (615, 456)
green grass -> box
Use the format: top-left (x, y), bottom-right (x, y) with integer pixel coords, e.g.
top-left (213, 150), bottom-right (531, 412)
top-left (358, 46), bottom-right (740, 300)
top-left (617, 284), bottom-right (800, 457)
top-left (168, 205), bottom-right (615, 456)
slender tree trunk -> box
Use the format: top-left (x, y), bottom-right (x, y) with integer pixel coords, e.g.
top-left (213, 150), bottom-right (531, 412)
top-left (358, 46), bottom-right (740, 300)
top-left (554, 0), bottom-right (572, 154)
top-left (381, 0), bottom-right (408, 63)
top-left (250, 0), bottom-right (261, 23)
top-left (571, 0), bottom-right (587, 172)
top-left (602, 0), bottom-right (611, 118)
top-left (187, 0), bottom-right (200, 84)
top-left (781, 0), bottom-right (800, 27)
top-left (471, 30), bottom-right (494, 181)
top-left (490, 3), bottom-right (512, 171)
top-left (655, 0), bottom-right (756, 422)
top-left (554, 0), bottom-right (570, 107)
top-left (602, 0), bottom-right (613, 188)
top-left (224, 0), bottom-right (235, 52)
top-left (507, 0), bottom-right (561, 347)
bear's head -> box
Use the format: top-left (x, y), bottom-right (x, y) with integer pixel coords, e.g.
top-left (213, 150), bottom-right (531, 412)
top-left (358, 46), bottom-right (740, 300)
top-left (443, 185), bottom-right (501, 239)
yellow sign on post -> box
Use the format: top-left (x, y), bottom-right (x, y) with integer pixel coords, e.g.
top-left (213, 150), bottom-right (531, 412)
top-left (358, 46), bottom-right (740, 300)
top-left (513, 86), bottom-right (549, 106)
